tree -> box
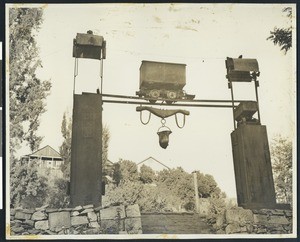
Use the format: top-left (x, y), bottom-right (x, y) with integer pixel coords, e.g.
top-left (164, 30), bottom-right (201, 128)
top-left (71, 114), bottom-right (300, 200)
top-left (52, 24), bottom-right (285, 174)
top-left (113, 159), bottom-right (139, 184)
top-left (270, 136), bottom-right (293, 204)
top-left (267, 7), bottom-right (292, 54)
top-left (59, 112), bottom-right (72, 178)
top-left (102, 125), bottom-right (110, 176)
top-left (9, 8), bottom-right (51, 158)
top-left (140, 164), bottom-right (156, 184)
top-left (10, 159), bottom-right (49, 208)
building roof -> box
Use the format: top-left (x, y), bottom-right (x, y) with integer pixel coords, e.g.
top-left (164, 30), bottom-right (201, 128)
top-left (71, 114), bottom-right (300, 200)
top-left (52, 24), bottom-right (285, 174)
top-left (27, 145), bottom-right (62, 159)
top-left (137, 156), bottom-right (171, 171)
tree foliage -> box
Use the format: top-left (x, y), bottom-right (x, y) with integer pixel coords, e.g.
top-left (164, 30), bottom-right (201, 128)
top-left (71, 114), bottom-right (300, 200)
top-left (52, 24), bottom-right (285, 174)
top-left (10, 159), bottom-right (49, 208)
top-left (113, 159), bottom-right (139, 184)
top-left (106, 164), bottom-right (225, 213)
top-left (59, 112), bottom-right (72, 178)
top-left (267, 7), bottom-right (292, 54)
top-left (9, 8), bottom-right (51, 157)
top-left (140, 164), bottom-right (156, 184)
top-left (270, 136), bottom-right (293, 204)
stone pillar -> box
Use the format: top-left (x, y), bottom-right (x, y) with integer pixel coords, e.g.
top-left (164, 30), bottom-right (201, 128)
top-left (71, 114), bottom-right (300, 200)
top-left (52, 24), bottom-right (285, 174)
top-left (70, 92), bottom-right (102, 207)
top-left (231, 124), bottom-right (277, 209)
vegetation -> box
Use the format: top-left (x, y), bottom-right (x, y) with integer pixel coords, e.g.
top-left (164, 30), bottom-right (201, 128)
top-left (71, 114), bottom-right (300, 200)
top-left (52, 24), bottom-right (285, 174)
top-left (9, 8), bottom-right (52, 208)
top-left (9, 8), bottom-right (51, 157)
top-left (270, 136), bottom-right (293, 205)
top-left (104, 161), bottom-right (226, 215)
top-left (267, 7), bottom-right (292, 54)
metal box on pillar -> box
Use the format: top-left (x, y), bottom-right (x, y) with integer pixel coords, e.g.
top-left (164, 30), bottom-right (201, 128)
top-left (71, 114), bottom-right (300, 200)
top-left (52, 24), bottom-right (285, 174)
top-left (226, 57), bottom-right (289, 209)
top-left (70, 31), bottom-right (106, 207)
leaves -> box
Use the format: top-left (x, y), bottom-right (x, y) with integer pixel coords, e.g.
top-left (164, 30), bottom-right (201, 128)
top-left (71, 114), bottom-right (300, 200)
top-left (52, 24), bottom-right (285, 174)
top-left (270, 136), bottom-right (293, 204)
top-left (267, 7), bottom-right (292, 54)
top-left (10, 159), bottom-right (49, 208)
top-left (140, 164), bottom-right (156, 183)
top-left (9, 8), bottom-right (51, 155)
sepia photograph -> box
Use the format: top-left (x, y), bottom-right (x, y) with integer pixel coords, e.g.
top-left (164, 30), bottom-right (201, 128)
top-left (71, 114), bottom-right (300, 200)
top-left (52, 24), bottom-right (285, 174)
top-left (6, 3), bottom-right (296, 239)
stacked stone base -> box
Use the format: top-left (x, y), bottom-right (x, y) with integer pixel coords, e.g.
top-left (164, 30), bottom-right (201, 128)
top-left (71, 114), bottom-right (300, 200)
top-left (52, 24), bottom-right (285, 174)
top-left (10, 204), bottom-right (142, 236)
top-left (210, 207), bottom-right (292, 234)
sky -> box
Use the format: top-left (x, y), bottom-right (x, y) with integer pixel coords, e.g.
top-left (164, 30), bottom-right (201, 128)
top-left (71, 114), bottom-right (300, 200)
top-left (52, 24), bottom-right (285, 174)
top-left (7, 3), bottom-right (296, 199)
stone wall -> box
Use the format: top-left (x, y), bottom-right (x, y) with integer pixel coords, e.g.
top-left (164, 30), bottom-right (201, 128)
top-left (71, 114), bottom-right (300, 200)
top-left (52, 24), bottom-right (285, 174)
top-left (10, 204), bottom-right (142, 236)
top-left (210, 207), bottom-right (292, 234)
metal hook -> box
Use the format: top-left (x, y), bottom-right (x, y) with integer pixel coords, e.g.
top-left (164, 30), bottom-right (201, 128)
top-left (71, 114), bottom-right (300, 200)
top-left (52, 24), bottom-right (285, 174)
top-left (140, 110), bottom-right (151, 125)
top-left (175, 113), bottom-right (186, 129)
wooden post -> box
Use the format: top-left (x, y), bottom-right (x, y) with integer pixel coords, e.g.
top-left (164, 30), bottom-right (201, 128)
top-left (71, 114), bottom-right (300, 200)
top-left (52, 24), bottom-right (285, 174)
top-left (193, 172), bottom-right (200, 214)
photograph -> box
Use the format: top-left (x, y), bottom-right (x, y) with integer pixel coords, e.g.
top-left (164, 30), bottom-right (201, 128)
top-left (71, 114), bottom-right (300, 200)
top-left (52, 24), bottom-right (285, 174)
top-left (6, 3), bottom-right (296, 240)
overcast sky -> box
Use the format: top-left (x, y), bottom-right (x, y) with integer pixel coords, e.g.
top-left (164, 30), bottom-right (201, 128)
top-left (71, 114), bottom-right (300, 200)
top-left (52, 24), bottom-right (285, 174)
top-left (8, 3), bottom-right (296, 198)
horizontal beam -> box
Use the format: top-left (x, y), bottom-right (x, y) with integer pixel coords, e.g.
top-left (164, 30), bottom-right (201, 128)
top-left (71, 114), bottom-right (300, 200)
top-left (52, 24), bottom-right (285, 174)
top-left (102, 99), bottom-right (236, 108)
top-left (101, 93), bottom-right (246, 103)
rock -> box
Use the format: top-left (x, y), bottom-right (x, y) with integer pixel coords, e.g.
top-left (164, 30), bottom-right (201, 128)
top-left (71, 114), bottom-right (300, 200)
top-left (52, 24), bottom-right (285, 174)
top-left (225, 207), bottom-right (253, 224)
top-left (94, 206), bottom-right (102, 212)
top-left (35, 204), bottom-right (49, 211)
top-left (10, 216), bottom-right (15, 221)
top-left (22, 232), bottom-right (30, 235)
top-left (71, 216), bottom-right (89, 226)
top-left (10, 209), bottom-right (16, 216)
top-left (71, 211), bottom-right (80, 216)
top-left (272, 210), bottom-right (284, 216)
top-left (215, 213), bottom-right (225, 230)
top-left (259, 209), bottom-right (272, 215)
top-left (240, 226), bottom-right (247, 233)
top-left (216, 229), bottom-right (225, 234)
top-left (35, 220), bottom-right (49, 230)
top-left (257, 228), bottom-right (267, 234)
top-left (54, 227), bottom-right (63, 233)
top-left (246, 224), bottom-right (253, 233)
top-left (225, 223), bottom-right (241, 234)
top-left (89, 221), bottom-right (100, 228)
top-left (45, 229), bottom-right (56, 235)
top-left (125, 204), bottom-right (140, 218)
top-left (23, 209), bottom-right (35, 214)
top-left (125, 217), bottom-right (142, 234)
top-left (268, 215), bottom-right (289, 225)
top-left (119, 230), bottom-right (128, 234)
top-left (11, 226), bottom-right (25, 233)
top-left (88, 212), bottom-right (97, 222)
top-left (101, 219), bottom-right (123, 234)
top-left (284, 210), bottom-right (292, 217)
top-left (49, 211), bottom-right (71, 231)
top-left (46, 208), bottom-right (58, 213)
top-left (253, 214), bottom-right (269, 224)
top-left (80, 208), bottom-right (94, 215)
top-left (58, 208), bottom-right (73, 212)
top-left (23, 219), bottom-right (35, 227)
top-left (32, 211), bottom-right (47, 221)
top-left (72, 205), bottom-right (83, 211)
top-left (84, 228), bottom-right (101, 234)
top-left (83, 204), bottom-right (94, 209)
top-left (28, 229), bottom-right (40, 235)
top-left (100, 206), bottom-right (125, 220)
top-left (15, 211), bottom-right (31, 220)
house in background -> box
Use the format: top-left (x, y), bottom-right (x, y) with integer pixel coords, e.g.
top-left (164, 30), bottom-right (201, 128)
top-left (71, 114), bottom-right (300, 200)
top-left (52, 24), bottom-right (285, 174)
top-left (137, 156), bottom-right (171, 172)
top-left (21, 145), bottom-right (64, 178)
